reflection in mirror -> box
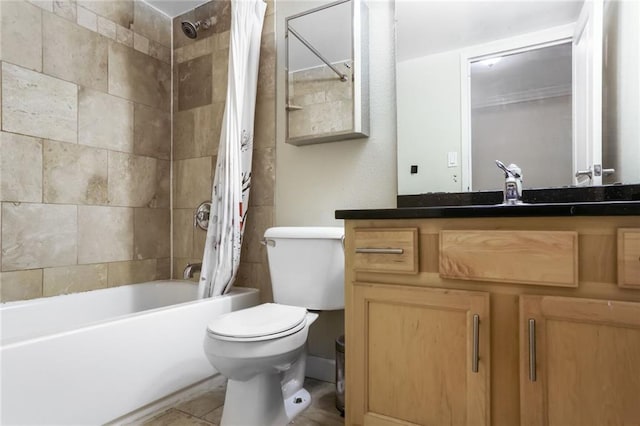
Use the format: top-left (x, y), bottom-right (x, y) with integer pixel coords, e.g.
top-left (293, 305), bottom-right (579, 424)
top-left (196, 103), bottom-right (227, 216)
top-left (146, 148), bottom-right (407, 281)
top-left (285, 0), bottom-right (369, 146)
top-left (396, 0), bottom-right (639, 195)
top-left (471, 43), bottom-right (573, 191)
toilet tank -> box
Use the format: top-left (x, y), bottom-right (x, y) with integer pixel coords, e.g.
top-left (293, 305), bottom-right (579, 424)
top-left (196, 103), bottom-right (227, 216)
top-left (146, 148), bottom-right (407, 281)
top-left (264, 227), bottom-right (344, 310)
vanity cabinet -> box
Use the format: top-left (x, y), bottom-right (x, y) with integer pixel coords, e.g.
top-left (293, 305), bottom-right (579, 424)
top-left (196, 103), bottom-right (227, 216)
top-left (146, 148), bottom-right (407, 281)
top-left (343, 217), bottom-right (640, 426)
top-left (519, 295), bottom-right (640, 426)
top-left (350, 282), bottom-right (490, 426)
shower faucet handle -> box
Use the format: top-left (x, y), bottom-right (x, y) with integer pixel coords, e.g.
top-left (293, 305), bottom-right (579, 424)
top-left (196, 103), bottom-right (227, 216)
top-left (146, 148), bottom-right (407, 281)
top-left (194, 201), bottom-right (211, 231)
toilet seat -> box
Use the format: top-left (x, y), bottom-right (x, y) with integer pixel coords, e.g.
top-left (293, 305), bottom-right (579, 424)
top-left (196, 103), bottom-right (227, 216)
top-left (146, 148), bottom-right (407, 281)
top-left (207, 303), bottom-right (308, 342)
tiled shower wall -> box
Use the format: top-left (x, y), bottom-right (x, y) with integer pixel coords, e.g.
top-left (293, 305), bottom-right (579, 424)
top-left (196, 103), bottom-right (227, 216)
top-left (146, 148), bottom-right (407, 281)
top-left (0, 0), bottom-right (172, 301)
top-left (172, 1), bottom-right (276, 303)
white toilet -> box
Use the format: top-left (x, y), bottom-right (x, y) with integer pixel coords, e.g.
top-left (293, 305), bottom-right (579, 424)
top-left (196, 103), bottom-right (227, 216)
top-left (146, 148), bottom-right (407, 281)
top-left (203, 226), bottom-right (345, 426)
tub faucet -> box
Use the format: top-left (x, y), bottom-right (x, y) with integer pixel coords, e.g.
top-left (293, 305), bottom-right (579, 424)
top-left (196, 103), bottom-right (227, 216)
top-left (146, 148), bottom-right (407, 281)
top-left (183, 262), bottom-right (202, 279)
top-left (495, 160), bottom-right (523, 205)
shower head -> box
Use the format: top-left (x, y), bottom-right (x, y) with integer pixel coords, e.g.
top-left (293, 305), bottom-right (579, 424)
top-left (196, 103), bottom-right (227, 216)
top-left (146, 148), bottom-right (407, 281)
top-left (181, 17), bottom-right (215, 39)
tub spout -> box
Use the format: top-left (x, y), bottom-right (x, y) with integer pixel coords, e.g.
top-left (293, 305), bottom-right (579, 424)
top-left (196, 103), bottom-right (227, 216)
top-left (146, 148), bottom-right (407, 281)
top-left (183, 263), bottom-right (202, 279)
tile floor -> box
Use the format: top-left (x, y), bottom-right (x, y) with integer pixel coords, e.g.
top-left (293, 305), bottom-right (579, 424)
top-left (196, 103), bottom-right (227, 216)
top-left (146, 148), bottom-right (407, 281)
top-left (141, 377), bottom-right (344, 426)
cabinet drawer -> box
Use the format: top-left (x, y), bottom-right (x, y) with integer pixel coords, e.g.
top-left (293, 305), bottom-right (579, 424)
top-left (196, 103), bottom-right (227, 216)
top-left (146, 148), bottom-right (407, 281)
top-left (618, 228), bottom-right (640, 289)
top-left (440, 230), bottom-right (578, 287)
top-left (353, 228), bottom-right (419, 274)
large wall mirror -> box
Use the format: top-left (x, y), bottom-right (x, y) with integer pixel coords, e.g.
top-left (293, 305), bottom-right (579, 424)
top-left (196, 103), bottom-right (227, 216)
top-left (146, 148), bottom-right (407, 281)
top-left (285, 0), bottom-right (369, 146)
top-left (396, 0), bottom-right (640, 195)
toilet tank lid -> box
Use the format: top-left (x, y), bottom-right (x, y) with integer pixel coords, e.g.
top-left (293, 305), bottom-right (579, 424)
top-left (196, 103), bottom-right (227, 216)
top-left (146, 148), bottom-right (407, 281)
top-left (264, 227), bottom-right (344, 239)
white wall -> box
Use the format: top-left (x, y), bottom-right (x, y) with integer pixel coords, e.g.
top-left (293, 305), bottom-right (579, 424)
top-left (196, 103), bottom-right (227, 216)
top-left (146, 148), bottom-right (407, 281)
top-left (397, 51), bottom-right (462, 194)
top-left (275, 0), bottom-right (397, 227)
top-left (603, 0), bottom-right (640, 184)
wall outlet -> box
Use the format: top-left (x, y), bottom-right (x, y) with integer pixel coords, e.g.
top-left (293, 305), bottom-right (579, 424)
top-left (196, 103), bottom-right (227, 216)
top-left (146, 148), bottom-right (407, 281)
top-left (447, 152), bottom-right (458, 168)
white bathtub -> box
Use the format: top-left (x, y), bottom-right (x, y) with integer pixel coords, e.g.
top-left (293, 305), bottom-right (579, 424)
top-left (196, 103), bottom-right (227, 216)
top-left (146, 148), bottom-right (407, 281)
top-left (0, 280), bottom-right (259, 425)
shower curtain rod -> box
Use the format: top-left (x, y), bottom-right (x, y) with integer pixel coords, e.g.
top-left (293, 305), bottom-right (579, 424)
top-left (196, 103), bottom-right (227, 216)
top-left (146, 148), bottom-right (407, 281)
top-left (287, 26), bottom-right (348, 82)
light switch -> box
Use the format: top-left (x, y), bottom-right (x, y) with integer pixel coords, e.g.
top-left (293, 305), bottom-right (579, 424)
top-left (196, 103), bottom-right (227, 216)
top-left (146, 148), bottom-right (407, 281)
top-left (447, 152), bottom-right (458, 168)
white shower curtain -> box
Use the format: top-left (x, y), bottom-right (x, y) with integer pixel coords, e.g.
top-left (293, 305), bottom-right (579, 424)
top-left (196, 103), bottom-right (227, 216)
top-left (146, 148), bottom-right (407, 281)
top-left (198, 0), bottom-right (267, 298)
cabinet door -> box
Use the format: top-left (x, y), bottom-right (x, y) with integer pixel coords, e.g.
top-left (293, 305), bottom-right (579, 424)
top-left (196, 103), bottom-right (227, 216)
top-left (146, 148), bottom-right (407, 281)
top-left (348, 283), bottom-right (490, 426)
top-left (520, 296), bottom-right (640, 426)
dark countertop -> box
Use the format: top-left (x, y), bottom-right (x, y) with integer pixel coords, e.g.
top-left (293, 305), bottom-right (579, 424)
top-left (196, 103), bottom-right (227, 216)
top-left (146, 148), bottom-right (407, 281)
top-left (335, 201), bottom-right (640, 220)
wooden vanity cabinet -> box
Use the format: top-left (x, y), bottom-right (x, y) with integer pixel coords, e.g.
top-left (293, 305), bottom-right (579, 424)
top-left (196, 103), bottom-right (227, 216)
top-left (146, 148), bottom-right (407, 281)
top-left (519, 295), bottom-right (640, 426)
top-left (350, 282), bottom-right (490, 426)
top-left (344, 218), bottom-right (640, 426)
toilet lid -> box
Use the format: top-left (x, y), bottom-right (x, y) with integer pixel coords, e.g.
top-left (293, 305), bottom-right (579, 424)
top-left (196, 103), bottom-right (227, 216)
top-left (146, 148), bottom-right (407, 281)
top-left (206, 303), bottom-right (307, 340)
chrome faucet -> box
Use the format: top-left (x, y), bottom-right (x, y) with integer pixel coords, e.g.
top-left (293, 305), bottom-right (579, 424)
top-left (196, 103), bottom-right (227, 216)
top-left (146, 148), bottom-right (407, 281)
top-left (183, 262), bottom-right (202, 279)
top-left (495, 160), bottom-right (523, 205)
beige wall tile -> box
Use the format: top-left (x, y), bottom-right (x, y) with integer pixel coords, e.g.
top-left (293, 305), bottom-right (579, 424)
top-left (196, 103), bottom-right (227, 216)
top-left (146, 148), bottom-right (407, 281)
top-left (156, 257), bottom-right (171, 280)
top-left (133, 103), bottom-right (170, 160)
top-left (43, 140), bottom-right (108, 205)
top-left (155, 160), bottom-right (171, 209)
top-left (1, 62), bottom-right (77, 143)
top-left (133, 32), bottom-right (150, 54)
top-left (77, 0), bottom-right (133, 28)
top-left (173, 157), bottom-right (212, 208)
top-left (254, 97), bottom-right (276, 149)
top-left (133, 0), bottom-right (170, 47)
top-left (178, 54), bottom-right (212, 111)
top-left (0, 132), bottom-right (43, 203)
top-left (134, 208), bottom-right (170, 259)
top-left (43, 263), bottom-right (107, 296)
top-left (78, 206), bottom-right (133, 264)
top-left (108, 42), bottom-right (171, 110)
top-left (1, 0), bottom-right (43, 72)
top-left (249, 148), bottom-right (275, 207)
top-left (173, 109), bottom-right (195, 160)
top-left (211, 48), bottom-right (229, 103)
top-left (1, 203), bottom-right (77, 271)
top-left (97, 15), bottom-right (116, 40)
top-left (116, 24), bottom-right (134, 47)
top-left (175, 35), bottom-right (214, 65)
top-left (149, 40), bottom-right (171, 64)
top-left (173, 209), bottom-right (194, 258)
top-left (26, 0), bottom-right (53, 12)
top-left (79, 87), bottom-right (134, 152)
top-left (240, 206), bottom-right (273, 264)
top-left (43, 12), bottom-right (108, 92)
top-left (107, 151), bottom-right (158, 207)
top-left (53, 0), bottom-right (77, 21)
top-left (107, 259), bottom-right (156, 287)
top-left (193, 227), bottom-right (207, 259)
top-left (76, 5), bottom-right (97, 31)
top-left (0, 269), bottom-right (43, 302)
top-left (194, 103), bottom-right (222, 157)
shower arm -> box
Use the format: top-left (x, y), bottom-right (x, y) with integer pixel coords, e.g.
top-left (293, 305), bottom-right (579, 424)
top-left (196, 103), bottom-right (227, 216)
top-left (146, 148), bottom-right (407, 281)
top-left (287, 26), bottom-right (348, 82)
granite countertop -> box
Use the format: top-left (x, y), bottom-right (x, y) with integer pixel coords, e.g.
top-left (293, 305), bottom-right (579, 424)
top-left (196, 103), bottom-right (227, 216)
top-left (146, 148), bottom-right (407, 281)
top-left (335, 201), bottom-right (640, 220)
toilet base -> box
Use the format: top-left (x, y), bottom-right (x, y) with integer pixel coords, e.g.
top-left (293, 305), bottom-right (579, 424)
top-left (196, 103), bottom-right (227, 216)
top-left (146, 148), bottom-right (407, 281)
top-left (220, 373), bottom-right (310, 426)
top-left (284, 388), bottom-right (311, 421)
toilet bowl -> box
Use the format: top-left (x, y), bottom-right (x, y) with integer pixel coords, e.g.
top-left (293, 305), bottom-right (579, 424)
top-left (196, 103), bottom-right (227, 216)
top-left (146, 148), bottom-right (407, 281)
top-left (202, 227), bottom-right (344, 426)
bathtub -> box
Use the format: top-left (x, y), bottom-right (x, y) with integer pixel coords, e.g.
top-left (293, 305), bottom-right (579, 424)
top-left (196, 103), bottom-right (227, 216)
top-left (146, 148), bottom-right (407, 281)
top-left (0, 280), bottom-right (259, 425)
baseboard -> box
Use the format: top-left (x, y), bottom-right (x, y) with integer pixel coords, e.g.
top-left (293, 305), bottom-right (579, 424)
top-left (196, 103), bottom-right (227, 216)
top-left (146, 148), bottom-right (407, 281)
top-left (106, 374), bottom-right (225, 425)
top-left (305, 355), bottom-right (336, 383)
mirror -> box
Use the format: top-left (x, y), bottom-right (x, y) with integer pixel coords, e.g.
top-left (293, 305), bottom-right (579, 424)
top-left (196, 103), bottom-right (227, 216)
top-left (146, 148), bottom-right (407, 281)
top-left (285, 0), bottom-right (369, 146)
top-left (396, 0), bottom-right (640, 195)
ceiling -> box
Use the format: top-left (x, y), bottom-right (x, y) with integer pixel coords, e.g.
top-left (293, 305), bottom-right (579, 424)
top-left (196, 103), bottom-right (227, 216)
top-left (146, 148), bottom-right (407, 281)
top-left (143, 0), bottom-right (209, 17)
top-left (396, 0), bottom-right (583, 62)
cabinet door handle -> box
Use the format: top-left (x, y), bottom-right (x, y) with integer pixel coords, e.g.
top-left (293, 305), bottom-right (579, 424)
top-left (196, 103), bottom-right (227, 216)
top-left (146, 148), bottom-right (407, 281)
top-left (355, 248), bottom-right (404, 254)
top-left (472, 314), bottom-right (480, 373)
top-left (528, 318), bottom-right (537, 382)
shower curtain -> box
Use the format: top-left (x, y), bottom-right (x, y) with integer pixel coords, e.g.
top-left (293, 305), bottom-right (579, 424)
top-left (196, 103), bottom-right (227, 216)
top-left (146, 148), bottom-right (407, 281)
top-left (198, 0), bottom-right (267, 298)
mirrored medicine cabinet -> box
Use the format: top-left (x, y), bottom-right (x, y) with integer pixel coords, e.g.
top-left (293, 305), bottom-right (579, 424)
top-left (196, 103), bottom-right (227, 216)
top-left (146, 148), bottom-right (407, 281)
top-left (284, 0), bottom-right (369, 146)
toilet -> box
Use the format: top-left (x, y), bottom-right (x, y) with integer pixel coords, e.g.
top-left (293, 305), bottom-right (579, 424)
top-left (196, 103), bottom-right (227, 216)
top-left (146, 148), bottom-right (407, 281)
top-left (203, 226), bottom-right (345, 426)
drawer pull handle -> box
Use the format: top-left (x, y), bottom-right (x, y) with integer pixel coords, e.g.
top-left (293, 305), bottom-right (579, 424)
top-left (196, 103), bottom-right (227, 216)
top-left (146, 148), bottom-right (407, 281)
top-left (355, 248), bottom-right (404, 254)
top-left (472, 314), bottom-right (480, 373)
top-left (528, 318), bottom-right (537, 382)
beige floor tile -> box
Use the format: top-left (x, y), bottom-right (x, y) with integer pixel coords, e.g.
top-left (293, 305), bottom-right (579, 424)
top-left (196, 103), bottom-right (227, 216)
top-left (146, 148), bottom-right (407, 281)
top-left (143, 408), bottom-right (214, 426)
